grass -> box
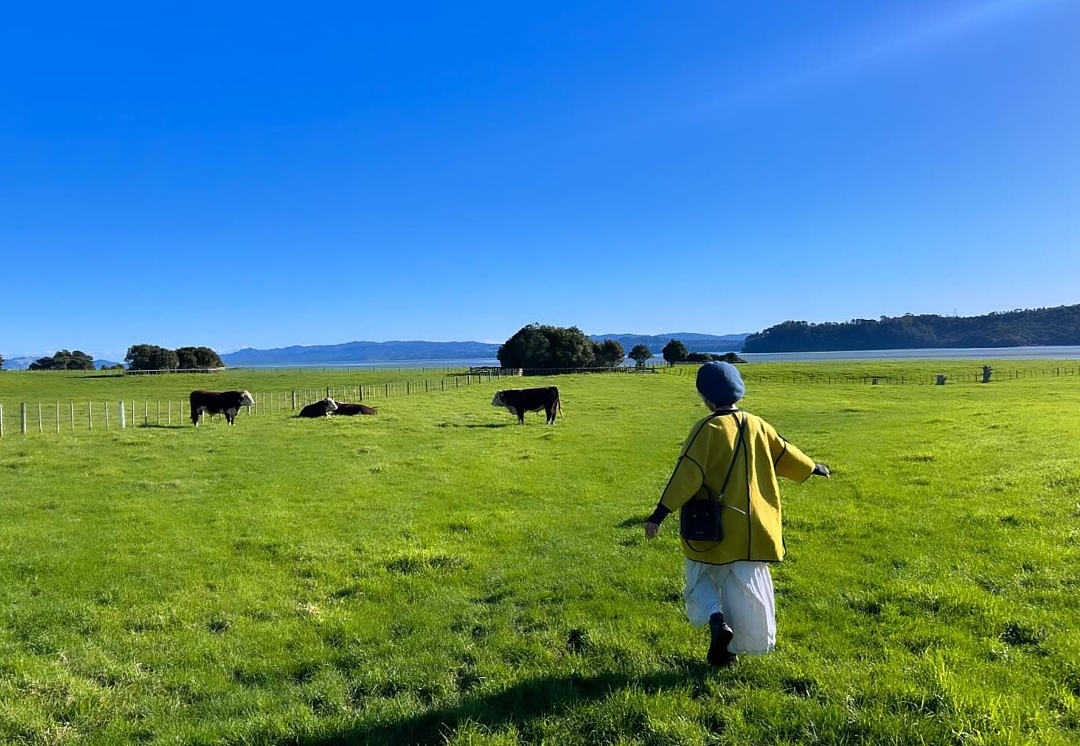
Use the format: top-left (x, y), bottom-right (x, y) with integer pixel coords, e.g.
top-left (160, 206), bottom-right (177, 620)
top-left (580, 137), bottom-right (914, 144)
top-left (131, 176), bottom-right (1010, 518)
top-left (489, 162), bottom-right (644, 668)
top-left (0, 366), bottom-right (477, 404)
top-left (0, 367), bottom-right (498, 433)
top-left (1, 366), bottom-right (1079, 744)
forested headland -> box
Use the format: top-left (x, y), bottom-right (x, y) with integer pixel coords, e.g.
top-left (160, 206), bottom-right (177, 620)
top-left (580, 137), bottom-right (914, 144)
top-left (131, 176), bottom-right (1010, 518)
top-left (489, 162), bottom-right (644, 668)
top-left (742, 304), bottom-right (1080, 353)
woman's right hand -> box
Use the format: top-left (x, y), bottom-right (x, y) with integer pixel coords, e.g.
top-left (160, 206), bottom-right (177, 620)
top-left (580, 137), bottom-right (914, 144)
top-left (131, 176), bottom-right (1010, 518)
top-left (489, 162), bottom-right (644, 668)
top-left (644, 521), bottom-right (660, 539)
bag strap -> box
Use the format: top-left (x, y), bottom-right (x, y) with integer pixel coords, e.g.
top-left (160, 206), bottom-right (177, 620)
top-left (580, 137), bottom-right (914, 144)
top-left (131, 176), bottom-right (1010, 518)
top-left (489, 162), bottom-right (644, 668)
top-left (682, 413), bottom-right (748, 554)
top-left (700, 412), bottom-right (747, 503)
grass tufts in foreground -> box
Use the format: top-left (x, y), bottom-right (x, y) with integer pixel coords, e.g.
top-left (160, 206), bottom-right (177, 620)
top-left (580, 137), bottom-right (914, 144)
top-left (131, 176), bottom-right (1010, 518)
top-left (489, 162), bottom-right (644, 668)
top-left (1, 369), bottom-right (1079, 744)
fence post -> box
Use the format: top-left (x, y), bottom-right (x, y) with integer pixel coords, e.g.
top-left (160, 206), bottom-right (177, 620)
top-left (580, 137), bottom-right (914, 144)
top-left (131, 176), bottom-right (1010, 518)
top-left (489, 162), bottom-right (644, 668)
top-left (385, 383), bottom-right (389, 397)
top-left (168, 402), bottom-right (172, 426)
top-left (292, 390), bottom-right (297, 410)
top-left (21, 403), bottom-right (26, 435)
top-left (105, 403), bottom-right (110, 430)
top-left (407, 382), bottom-right (411, 395)
top-left (144, 401), bottom-right (148, 425)
top-left (89, 401), bottom-right (93, 430)
top-left (119, 401), bottom-right (126, 429)
top-left (37, 403), bottom-right (43, 433)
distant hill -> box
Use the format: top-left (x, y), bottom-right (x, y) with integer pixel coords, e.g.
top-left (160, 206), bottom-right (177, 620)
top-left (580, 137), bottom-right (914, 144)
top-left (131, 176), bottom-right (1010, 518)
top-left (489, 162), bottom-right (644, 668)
top-left (590, 332), bottom-right (749, 354)
top-left (219, 332), bottom-right (748, 366)
top-left (2, 357), bottom-right (36, 371)
top-left (1, 356), bottom-right (121, 370)
top-left (222, 340), bottom-right (502, 366)
top-left (743, 305), bottom-right (1080, 353)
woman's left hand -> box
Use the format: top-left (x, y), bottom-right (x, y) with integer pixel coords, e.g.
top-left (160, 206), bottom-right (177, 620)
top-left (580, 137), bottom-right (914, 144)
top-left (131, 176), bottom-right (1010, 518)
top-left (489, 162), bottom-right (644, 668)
top-left (644, 521), bottom-right (660, 539)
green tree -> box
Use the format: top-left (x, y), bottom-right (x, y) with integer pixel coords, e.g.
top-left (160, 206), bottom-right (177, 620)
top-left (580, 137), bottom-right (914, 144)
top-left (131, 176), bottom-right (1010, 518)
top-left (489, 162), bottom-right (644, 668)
top-left (29, 349), bottom-right (94, 370)
top-left (592, 339), bottom-right (625, 368)
top-left (0, 353), bottom-right (4, 370)
top-left (125, 344), bottom-right (179, 371)
top-left (176, 346), bottom-right (225, 369)
top-left (497, 324), bottom-right (597, 369)
top-left (662, 339), bottom-right (689, 365)
top-left (628, 344), bottom-right (652, 368)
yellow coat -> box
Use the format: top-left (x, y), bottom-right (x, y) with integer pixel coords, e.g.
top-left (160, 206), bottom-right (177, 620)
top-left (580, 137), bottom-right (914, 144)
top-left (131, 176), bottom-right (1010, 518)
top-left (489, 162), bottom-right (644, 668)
top-left (657, 410), bottom-right (815, 565)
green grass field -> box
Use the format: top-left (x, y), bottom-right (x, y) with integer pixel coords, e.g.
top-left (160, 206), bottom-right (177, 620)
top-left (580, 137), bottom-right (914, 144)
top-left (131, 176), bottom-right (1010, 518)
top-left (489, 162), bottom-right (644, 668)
top-left (0, 367), bottom-right (500, 434)
top-left (1, 365), bottom-right (1079, 744)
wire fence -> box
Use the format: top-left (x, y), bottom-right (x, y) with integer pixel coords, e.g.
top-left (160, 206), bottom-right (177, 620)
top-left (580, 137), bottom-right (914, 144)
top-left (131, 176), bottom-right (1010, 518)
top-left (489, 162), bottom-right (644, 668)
top-left (0, 369), bottom-right (518, 438)
top-left (0, 365), bottom-right (657, 438)
top-left (8, 362), bottom-right (1074, 438)
top-left (661, 363), bottom-right (1080, 385)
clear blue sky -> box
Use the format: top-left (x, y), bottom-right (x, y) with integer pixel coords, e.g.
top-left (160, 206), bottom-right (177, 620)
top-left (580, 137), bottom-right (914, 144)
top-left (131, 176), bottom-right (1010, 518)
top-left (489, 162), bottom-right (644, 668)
top-left (2, 0), bottom-right (1078, 359)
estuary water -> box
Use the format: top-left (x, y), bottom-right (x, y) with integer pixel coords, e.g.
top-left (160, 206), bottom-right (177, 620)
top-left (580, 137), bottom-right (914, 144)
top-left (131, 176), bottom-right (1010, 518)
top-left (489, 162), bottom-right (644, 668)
top-left (735, 345), bottom-right (1080, 362)
top-left (236, 346), bottom-right (1080, 370)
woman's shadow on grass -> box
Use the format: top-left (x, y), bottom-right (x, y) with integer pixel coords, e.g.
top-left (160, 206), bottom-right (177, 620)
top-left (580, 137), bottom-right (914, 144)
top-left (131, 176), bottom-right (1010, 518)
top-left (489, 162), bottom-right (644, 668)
top-left (297, 666), bottom-right (719, 746)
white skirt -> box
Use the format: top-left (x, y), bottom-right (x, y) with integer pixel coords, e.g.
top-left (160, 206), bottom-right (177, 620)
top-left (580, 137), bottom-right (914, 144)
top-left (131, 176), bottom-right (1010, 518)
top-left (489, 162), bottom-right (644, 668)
top-left (683, 558), bottom-right (776, 656)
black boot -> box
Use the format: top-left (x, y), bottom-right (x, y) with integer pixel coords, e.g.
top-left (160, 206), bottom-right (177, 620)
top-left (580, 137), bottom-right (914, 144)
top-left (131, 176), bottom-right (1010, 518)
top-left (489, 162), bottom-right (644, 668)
top-left (707, 612), bottom-right (734, 667)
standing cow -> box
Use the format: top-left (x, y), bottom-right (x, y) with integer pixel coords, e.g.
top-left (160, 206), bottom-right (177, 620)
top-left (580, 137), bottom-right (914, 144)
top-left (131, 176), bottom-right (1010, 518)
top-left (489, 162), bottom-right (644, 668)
top-left (298, 398), bottom-right (339, 418)
top-left (189, 390), bottom-right (255, 426)
top-left (491, 387), bottom-right (562, 424)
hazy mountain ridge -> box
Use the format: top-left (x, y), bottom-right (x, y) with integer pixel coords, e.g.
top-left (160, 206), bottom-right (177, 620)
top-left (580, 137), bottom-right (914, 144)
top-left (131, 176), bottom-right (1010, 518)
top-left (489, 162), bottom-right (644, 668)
top-left (222, 340), bottom-right (502, 365)
top-left (2, 356), bottom-right (121, 370)
top-left (220, 333), bottom-right (748, 366)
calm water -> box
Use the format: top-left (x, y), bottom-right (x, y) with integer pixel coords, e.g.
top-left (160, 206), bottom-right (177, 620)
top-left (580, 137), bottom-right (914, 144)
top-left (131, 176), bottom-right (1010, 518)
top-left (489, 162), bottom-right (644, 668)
top-left (237, 346), bottom-right (1080, 370)
top-left (239, 358), bottom-right (502, 370)
top-left (735, 345), bottom-right (1080, 362)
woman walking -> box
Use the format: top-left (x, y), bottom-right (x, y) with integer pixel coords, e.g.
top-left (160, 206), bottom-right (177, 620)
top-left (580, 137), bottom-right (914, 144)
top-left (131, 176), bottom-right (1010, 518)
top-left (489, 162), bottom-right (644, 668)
top-left (645, 362), bottom-right (830, 666)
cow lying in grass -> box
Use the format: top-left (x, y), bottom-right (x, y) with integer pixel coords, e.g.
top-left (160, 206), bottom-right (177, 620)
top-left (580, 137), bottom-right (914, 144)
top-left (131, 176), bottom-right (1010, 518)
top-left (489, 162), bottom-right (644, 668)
top-left (189, 390), bottom-right (255, 426)
top-left (298, 398), bottom-right (339, 418)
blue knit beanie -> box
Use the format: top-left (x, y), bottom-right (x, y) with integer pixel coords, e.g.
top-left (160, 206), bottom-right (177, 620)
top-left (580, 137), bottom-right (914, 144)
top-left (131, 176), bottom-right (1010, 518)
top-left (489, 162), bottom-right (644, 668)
top-left (696, 361), bottom-right (745, 406)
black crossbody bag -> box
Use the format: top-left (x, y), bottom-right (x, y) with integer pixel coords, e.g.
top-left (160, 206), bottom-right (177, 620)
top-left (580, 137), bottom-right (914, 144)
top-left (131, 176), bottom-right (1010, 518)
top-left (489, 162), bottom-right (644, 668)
top-left (680, 413), bottom-right (747, 548)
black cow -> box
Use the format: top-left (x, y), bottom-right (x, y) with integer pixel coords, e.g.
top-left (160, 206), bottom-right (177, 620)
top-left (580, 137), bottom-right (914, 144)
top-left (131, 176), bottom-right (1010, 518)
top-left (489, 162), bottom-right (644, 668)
top-left (189, 390), bottom-right (254, 426)
top-left (298, 398), bottom-right (339, 418)
top-left (491, 387), bottom-right (562, 424)
top-left (334, 402), bottom-right (377, 416)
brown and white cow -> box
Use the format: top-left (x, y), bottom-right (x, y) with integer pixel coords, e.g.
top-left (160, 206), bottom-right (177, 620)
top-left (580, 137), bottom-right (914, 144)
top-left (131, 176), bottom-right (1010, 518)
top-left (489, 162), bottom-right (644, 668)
top-left (189, 390), bottom-right (254, 426)
top-left (491, 387), bottom-right (562, 424)
top-left (298, 398), bottom-right (339, 418)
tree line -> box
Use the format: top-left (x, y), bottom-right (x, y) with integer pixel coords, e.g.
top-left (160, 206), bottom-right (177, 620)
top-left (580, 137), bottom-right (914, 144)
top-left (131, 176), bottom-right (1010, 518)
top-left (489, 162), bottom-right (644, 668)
top-left (125, 345), bottom-right (224, 371)
top-left (496, 325), bottom-right (744, 369)
top-left (28, 350), bottom-right (96, 371)
top-left (3, 345), bottom-right (224, 371)
top-left (743, 304), bottom-right (1080, 353)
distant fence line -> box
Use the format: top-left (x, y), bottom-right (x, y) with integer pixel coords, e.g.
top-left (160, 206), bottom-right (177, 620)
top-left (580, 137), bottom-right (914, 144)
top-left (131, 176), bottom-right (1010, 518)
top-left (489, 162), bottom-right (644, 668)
top-left (0, 365), bottom-right (653, 438)
top-left (9, 363), bottom-right (1074, 438)
top-left (663, 364), bottom-right (1080, 385)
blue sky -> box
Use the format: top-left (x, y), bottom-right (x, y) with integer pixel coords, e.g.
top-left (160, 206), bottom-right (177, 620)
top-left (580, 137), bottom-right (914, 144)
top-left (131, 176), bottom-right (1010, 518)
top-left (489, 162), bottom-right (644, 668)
top-left (1, 0), bottom-right (1077, 359)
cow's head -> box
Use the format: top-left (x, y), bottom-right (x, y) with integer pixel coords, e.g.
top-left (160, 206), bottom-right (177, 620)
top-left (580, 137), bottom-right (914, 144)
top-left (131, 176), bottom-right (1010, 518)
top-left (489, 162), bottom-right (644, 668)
top-left (239, 390), bottom-right (255, 406)
top-left (325, 398), bottom-right (339, 412)
top-left (491, 391), bottom-right (505, 407)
